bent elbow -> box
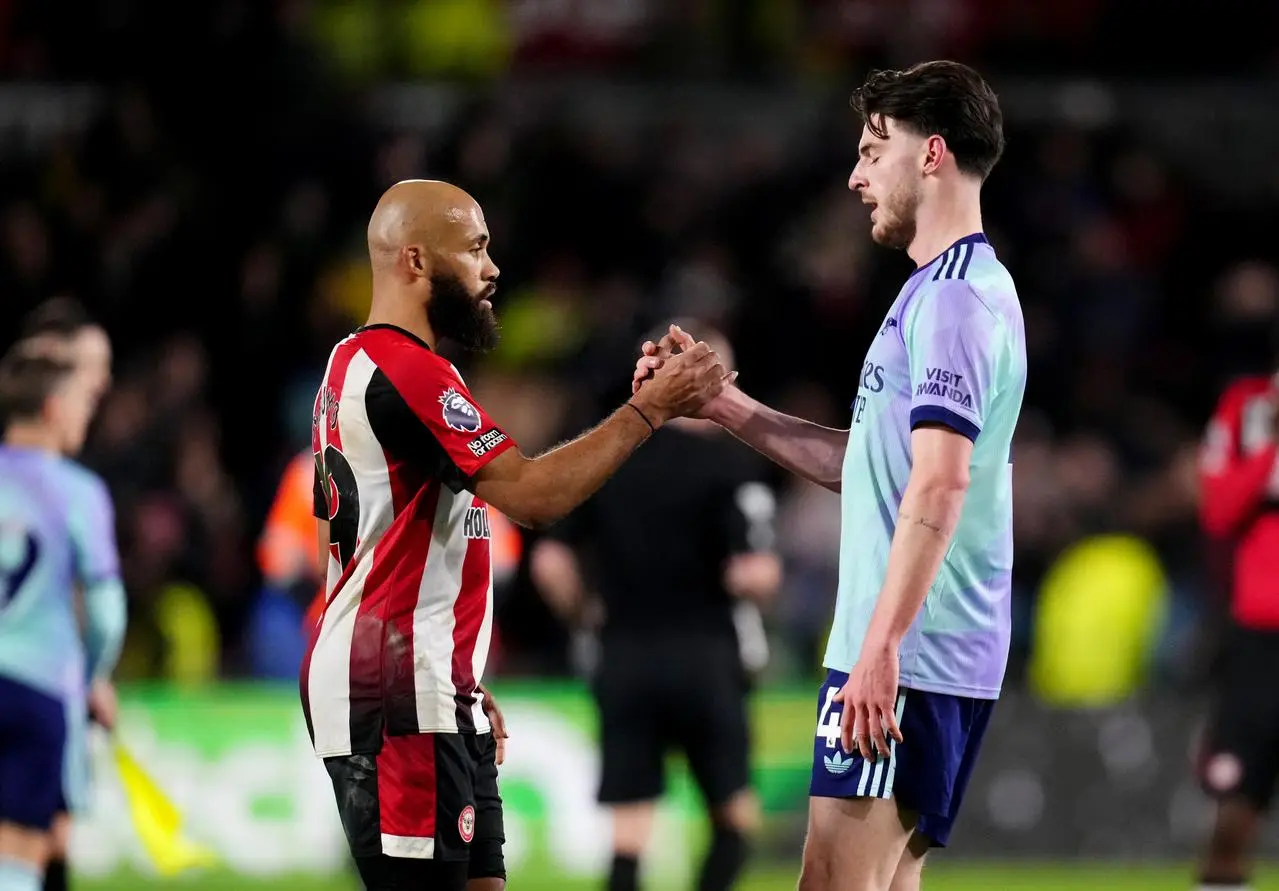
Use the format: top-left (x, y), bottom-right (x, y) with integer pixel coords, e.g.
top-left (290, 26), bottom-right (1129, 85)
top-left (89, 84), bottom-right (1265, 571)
top-left (504, 502), bottom-right (560, 532)
top-left (504, 510), bottom-right (546, 532)
top-left (919, 472), bottom-right (970, 498)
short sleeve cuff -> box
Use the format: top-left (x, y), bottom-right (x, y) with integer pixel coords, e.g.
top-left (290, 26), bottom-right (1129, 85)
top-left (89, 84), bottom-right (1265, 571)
top-left (910, 405), bottom-right (980, 442)
top-left (458, 427), bottom-right (517, 478)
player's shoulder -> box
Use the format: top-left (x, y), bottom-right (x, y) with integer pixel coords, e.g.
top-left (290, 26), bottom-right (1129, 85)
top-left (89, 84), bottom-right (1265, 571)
top-left (35, 455), bottom-right (112, 511)
top-left (54, 456), bottom-right (111, 497)
top-left (911, 236), bottom-right (1017, 319)
top-left (911, 275), bottom-right (1013, 328)
top-left (350, 325), bottom-right (457, 381)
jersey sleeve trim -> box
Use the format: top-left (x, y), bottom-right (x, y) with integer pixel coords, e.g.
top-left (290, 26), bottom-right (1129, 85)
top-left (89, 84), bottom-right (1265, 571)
top-left (910, 405), bottom-right (980, 442)
top-left (461, 428), bottom-right (518, 476)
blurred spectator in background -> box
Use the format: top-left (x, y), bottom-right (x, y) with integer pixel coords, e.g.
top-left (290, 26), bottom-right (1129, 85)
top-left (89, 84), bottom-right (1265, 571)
top-left (1192, 319), bottom-right (1279, 891)
top-left (0, 0), bottom-right (1271, 701)
top-left (531, 324), bottom-right (780, 891)
top-left (248, 451), bottom-right (323, 679)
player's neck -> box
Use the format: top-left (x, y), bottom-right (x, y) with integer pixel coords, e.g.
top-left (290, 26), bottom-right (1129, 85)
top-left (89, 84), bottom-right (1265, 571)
top-left (3, 422), bottom-right (60, 453)
top-left (907, 180), bottom-right (984, 268)
top-left (366, 289), bottom-right (438, 350)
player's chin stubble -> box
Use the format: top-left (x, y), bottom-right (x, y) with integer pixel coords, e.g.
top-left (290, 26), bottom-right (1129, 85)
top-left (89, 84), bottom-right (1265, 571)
top-left (428, 272), bottom-right (500, 352)
top-left (872, 183), bottom-right (919, 251)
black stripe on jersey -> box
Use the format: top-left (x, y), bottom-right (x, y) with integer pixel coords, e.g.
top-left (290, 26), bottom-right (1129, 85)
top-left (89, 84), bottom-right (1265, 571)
top-left (455, 693), bottom-right (478, 733)
top-left (313, 458), bottom-right (327, 520)
top-left (365, 368), bottom-right (467, 492)
top-left (349, 696), bottom-right (385, 755)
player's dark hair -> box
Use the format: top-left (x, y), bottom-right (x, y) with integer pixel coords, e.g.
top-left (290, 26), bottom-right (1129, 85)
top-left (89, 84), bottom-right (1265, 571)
top-left (21, 296), bottom-right (94, 338)
top-left (851, 60), bottom-right (1006, 181)
top-left (0, 345), bottom-right (74, 424)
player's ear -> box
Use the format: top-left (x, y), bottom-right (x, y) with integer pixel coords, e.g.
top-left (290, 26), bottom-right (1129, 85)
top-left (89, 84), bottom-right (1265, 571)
top-left (403, 245), bottom-right (428, 278)
top-left (922, 135), bottom-right (946, 176)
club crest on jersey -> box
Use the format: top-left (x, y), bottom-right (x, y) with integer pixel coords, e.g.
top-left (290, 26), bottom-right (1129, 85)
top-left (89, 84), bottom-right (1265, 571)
top-left (458, 805), bottom-right (476, 843)
top-left (440, 388), bottom-right (481, 433)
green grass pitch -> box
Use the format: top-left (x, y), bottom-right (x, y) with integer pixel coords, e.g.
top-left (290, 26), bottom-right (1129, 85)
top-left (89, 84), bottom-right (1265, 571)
top-left (78, 863), bottom-right (1279, 890)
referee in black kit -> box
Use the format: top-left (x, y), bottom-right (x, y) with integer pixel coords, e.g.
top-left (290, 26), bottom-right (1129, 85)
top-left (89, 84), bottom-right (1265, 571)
top-left (531, 323), bottom-right (781, 891)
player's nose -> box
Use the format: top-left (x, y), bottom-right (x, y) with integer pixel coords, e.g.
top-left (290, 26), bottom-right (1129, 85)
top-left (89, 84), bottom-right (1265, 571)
top-left (848, 170), bottom-right (867, 192)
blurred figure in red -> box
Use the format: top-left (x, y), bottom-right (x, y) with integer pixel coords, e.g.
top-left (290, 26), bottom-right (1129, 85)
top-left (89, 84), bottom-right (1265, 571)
top-left (1195, 321), bottom-right (1279, 891)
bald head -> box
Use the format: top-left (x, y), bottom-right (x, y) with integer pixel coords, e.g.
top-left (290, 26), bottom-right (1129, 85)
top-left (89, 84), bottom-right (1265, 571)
top-left (364, 179), bottom-right (502, 351)
top-left (367, 179), bottom-right (485, 272)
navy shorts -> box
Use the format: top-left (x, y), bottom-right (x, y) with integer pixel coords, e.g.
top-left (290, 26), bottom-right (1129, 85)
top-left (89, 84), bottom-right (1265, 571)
top-left (809, 669), bottom-right (993, 847)
top-left (0, 675), bottom-right (67, 831)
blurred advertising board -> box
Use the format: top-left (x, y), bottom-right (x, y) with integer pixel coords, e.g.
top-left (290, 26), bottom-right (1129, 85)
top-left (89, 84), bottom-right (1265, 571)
top-left (71, 683), bottom-right (1235, 880)
top-left (71, 683), bottom-right (812, 881)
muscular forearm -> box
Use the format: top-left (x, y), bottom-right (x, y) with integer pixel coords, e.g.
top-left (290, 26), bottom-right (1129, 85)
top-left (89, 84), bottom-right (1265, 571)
top-left (864, 480), bottom-right (968, 648)
top-left (713, 388), bottom-right (847, 492)
top-left (477, 405), bottom-right (652, 529)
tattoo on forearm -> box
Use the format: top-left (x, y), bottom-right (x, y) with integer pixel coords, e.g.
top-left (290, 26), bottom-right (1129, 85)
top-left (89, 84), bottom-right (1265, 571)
top-left (899, 511), bottom-right (948, 537)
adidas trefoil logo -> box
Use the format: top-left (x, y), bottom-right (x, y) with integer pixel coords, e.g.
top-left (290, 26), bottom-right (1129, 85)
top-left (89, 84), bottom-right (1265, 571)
top-left (824, 751), bottom-right (854, 775)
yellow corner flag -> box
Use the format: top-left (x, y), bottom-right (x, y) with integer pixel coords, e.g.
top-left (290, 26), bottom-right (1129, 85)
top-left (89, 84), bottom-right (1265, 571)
top-left (113, 739), bottom-right (218, 876)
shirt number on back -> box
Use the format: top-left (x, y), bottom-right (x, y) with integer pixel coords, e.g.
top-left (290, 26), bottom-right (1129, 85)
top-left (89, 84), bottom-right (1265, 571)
top-left (318, 445), bottom-right (360, 569)
top-left (0, 524), bottom-right (39, 613)
top-left (816, 686), bottom-right (842, 750)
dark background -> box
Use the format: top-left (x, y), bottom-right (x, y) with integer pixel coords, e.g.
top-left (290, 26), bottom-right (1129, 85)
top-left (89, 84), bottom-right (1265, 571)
top-left (2, 0), bottom-right (1277, 693)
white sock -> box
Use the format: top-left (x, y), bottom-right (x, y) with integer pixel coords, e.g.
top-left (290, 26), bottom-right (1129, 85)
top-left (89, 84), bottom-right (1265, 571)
top-left (0, 859), bottom-right (40, 891)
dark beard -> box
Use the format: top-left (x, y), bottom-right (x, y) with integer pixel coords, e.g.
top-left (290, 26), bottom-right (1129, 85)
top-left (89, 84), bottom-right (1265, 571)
top-left (427, 271), bottom-right (499, 352)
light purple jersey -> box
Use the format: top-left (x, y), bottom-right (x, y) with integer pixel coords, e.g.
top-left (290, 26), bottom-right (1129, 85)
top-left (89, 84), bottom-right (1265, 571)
top-left (824, 234), bottom-right (1026, 699)
top-left (0, 446), bottom-right (124, 703)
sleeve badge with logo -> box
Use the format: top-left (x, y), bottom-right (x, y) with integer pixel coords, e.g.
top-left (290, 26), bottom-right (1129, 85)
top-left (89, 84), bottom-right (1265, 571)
top-left (440, 387), bottom-right (482, 433)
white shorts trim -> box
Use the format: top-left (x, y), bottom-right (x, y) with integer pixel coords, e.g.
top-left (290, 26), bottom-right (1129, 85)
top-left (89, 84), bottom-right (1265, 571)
top-left (380, 833), bottom-right (436, 859)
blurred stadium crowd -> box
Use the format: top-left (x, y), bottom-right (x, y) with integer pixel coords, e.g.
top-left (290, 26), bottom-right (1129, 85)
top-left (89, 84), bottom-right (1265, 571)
top-left (2, 0), bottom-right (1277, 695)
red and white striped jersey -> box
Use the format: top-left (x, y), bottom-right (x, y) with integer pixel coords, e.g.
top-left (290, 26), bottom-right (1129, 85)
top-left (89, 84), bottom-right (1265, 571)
top-left (300, 324), bottom-right (517, 757)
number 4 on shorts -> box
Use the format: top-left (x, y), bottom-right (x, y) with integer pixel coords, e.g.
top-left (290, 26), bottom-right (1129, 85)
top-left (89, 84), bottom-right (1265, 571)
top-left (816, 686), bottom-right (842, 750)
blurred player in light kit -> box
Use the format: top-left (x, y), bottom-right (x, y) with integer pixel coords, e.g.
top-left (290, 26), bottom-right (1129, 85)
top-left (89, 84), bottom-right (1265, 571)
top-left (635, 61), bottom-right (1025, 891)
top-left (0, 347), bottom-right (127, 891)
top-left (302, 179), bottom-right (730, 891)
top-left (11, 299), bottom-right (119, 891)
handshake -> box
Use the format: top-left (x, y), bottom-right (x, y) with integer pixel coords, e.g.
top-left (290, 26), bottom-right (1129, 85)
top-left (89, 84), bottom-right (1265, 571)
top-left (626, 324), bottom-right (737, 429)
